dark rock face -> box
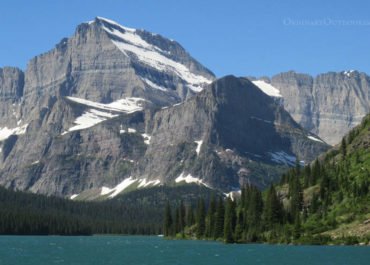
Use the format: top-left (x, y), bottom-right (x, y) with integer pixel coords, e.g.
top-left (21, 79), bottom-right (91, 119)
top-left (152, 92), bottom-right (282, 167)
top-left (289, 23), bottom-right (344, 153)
top-left (137, 76), bottom-right (328, 191)
top-left (0, 18), bottom-right (328, 197)
top-left (268, 71), bottom-right (370, 145)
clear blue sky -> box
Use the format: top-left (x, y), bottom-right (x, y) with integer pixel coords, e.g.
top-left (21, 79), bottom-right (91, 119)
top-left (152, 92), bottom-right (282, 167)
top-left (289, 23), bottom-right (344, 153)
top-left (1, 0), bottom-right (370, 77)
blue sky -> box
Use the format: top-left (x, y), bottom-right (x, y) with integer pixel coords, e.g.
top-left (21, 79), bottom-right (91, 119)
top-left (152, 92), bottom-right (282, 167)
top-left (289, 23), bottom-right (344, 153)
top-left (1, 0), bottom-right (370, 77)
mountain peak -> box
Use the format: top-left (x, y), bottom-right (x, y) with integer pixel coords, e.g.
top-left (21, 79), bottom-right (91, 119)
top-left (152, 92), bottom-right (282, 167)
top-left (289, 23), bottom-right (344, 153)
top-left (87, 16), bottom-right (214, 93)
top-left (93, 16), bottom-right (136, 33)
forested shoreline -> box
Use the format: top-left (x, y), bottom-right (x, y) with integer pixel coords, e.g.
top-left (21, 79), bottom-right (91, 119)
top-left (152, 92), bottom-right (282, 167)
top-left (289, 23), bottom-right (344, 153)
top-left (0, 186), bottom-right (162, 235)
top-left (0, 184), bottom-right (217, 236)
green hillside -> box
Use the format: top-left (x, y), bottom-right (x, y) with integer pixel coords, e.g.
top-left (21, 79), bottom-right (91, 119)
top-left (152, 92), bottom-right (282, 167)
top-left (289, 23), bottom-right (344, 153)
top-left (279, 114), bottom-right (370, 241)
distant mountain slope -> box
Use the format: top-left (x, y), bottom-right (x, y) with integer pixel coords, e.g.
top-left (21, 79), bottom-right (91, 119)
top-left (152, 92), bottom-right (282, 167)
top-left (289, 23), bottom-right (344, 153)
top-left (133, 76), bottom-right (328, 192)
top-left (249, 71), bottom-right (370, 145)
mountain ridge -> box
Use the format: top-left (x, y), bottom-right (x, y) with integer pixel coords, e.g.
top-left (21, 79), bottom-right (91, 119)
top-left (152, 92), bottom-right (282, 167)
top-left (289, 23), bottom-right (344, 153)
top-left (249, 70), bottom-right (370, 145)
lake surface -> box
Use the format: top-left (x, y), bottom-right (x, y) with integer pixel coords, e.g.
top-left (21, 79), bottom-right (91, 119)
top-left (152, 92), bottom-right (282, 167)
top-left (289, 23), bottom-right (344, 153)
top-left (0, 236), bottom-right (369, 265)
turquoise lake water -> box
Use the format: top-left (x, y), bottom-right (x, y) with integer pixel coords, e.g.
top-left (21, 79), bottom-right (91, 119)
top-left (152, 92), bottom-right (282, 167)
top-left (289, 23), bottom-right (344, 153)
top-left (0, 236), bottom-right (369, 265)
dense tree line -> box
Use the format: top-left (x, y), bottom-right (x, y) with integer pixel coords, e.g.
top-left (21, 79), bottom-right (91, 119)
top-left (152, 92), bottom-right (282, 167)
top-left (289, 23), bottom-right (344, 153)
top-left (0, 183), bottom-right (217, 235)
top-left (164, 184), bottom-right (293, 243)
top-left (0, 186), bottom-right (164, 235)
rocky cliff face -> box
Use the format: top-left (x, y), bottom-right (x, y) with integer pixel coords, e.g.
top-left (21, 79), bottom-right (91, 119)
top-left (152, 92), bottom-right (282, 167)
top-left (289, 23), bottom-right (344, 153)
top-left (251, 71), bottom-right (370, 145)
top-left (0, 67), bottom-right (24, 128)
top-left (0, 18), bottom-right (328, 198)
top-left (136, 76), bottom-right (328, 191)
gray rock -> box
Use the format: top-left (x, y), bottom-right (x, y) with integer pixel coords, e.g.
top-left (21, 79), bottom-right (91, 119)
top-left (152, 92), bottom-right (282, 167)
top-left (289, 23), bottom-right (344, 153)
top-left (0, 67), bottom-right (24, 127)
top-left (254, 71), bottom-right (370, 145)
top-left (137, 76), bottom-right (328, 191)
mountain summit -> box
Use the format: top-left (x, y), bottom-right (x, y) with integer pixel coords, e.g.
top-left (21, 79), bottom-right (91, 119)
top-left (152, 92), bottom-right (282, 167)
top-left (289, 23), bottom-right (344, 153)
top-left (0, 18), bottom-right (328, 198)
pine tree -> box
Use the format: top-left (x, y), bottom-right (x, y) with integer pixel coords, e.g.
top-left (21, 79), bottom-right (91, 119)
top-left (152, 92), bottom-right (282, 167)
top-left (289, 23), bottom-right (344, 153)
top-left (310, 193), bottom-right (319, 214)
top-left (303, 165), bottom-right (311, 188)
top-left (234, 209), bottom-right (244, 242)
top-left (214, 197), bottom-right (225, 239)
top-left (174, 207), bottom-right (180, 233)
top-left (264, 185), bottom-right (283, 230)
top-left (186, 205), bottom-right (194, 227)
top-left (205, 195), bottom-right (216, 238)
top-left (341, 137), bottom-right (347, 158)
top-left (293, 213), bottom-right (301, 240)
top-left (245, 186), bottom-right (263, 241)
top-left (164, 201), bottom-right (173, 237)
top-left (196, 198), bottom-right (206, 238)
top-left (311, 159), bottom-right (321, 186)
top-left (178, 200), bottom-right (185, 237)
top-left (295, 157), bottom-right (301, 176)
top-left (290, 175), bottom-right (303, 221)
top-left (224, 198), bottom-right (236, 243)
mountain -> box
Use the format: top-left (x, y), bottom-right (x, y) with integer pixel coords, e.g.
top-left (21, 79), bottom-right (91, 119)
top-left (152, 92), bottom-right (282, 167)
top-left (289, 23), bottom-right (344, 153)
top-left (249, 71), bottom-right (370, 145)
top-left (0, 17), bottom-right (213, 195)
top-left (0, 17), bottom-right (327, 198)
top-left (130, 76), bottom-right (328, 192)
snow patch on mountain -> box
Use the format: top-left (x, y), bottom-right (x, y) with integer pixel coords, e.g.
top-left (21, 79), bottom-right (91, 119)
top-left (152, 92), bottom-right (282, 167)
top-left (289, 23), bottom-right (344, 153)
top-left (195, 140), bottom-right (203, 155)
top-left (225, 190), bottom-right (241, 201)
top-left (96, 16), bottom-right (136, 32)
top-left (269, 151), bottom-right (296, 166)
top-left (141, 78), bottom-right (168, 91)
top-left (62, 97), bottom-right (147, 135)
top-left (343, 70), bottom-right (355, 77)
top-left (175, 172), bottom-right (210, 188)
top-left (100, 177), bottom-right (161, 198)
top-left (66, 96), bottom-right (146, 113)
top-left (252, 80), bottom-right (282, 98)
top-left (0, 124), bottom-right (28, 141)
top-left (101, 177), bottom-right (137, 198)
top-left (98, 17), bottom-right (212, 92)
top-left (141, 133), bottom-right (151, 145)
top-left (62, 109), bottom-right (118, 135)
top-left (70, 194), bottom-right (79, 200)
top-left (307, 135), bottom-right (325, 143)
top-left (137, 179), bottom-right (160, 188)
top-left (250, 116), bottom-right (273, 124)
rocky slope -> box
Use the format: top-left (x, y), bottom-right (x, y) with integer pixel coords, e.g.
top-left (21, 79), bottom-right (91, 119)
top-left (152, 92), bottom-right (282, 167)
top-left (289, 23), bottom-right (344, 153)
top-left (250, 71), bottom-right (370, 145)
top-left (134, 76), bottom-right (328, 192)
top-left (0, 17), bottom-right (328, 198)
